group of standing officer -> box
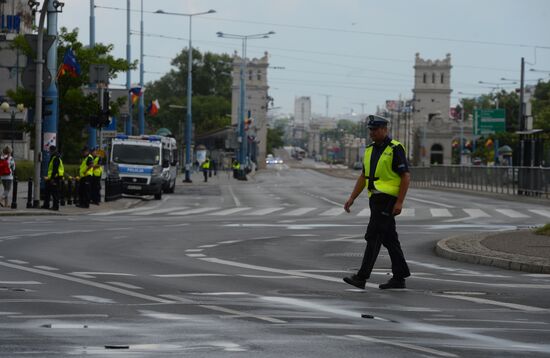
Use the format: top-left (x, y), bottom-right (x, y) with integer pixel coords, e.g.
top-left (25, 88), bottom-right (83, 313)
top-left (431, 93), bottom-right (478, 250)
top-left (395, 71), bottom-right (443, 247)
top-left (42, 145), bottom-right (103, 210)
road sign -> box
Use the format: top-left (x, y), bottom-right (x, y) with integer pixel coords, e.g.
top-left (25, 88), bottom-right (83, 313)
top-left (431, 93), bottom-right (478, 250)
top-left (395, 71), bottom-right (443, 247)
top-left (24, 34), bottom-right (56, 55)
top-left (89, 64), bottom-right (110, 84)
top-left (21, 64), bottom-right (52, 91)
top-left (474, 108), bottom-right (506, 135)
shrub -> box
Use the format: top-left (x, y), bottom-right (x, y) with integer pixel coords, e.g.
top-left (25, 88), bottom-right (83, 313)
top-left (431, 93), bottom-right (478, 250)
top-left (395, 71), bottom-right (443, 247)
top-left (13, 160), bottom-right (80, 181)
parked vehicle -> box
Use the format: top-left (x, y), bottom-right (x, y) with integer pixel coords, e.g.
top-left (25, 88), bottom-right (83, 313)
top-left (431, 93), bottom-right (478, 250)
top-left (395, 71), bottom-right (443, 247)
top-left (109, 134), bottom-right (178, 200)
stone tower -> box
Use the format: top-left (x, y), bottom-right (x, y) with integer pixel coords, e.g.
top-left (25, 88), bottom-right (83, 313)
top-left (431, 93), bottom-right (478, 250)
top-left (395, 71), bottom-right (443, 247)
top-left (231, 51), bottom-right (270, 169)
top-left (412, 53), bottom-right (455, 165)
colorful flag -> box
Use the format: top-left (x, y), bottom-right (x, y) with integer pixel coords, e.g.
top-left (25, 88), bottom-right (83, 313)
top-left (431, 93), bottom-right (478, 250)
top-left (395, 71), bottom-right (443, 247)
top-left (146, 99), bottom-right (160, 116)
top-left (56, 47), bottom-right (81, 79)
top-left (129, 85), bottom-right (144, 104)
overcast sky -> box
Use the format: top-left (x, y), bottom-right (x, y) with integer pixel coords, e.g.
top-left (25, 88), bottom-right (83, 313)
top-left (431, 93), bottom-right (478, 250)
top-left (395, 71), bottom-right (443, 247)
top-left (58, 0), bottom-right (550, 118)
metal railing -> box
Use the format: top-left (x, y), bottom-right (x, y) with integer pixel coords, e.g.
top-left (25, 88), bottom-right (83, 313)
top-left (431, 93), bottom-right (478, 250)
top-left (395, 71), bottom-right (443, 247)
top-left (410, 165), bottom-right (550, 199)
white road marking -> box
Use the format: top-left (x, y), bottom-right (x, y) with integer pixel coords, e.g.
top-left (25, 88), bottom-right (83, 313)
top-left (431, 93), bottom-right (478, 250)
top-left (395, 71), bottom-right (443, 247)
top-left (424, 318), bottom-right (548, 325)
top-left (208, 207), bottom-right (251, 216)
top-left (356, 208), bottom-right (370, 217)
top-left (238, 275), bottom-right (303, 279)
top-left (157, 295), bottom-right (195, 303)
top-left (400, 208), bottom-right (415, 216)
top-left (463, 208), bottom-right (491, 218)
top-left (347, 335), bottom-right (458, 358)
top-left (227, 185), bottom-right (241, 207)
top-left (495, 209), bottom-right (529, 218)
top-left (185, 249), bottom-right (203, 252)
top-left (168, 207), bottom-right (220, 215)
top-left (164, 223), bottom-right (190, 228)
top-left (200, 304), bottom-right (286, 323)
top-left (408, 196), bottom-right (455, 208)
top-left (73, 295), bottom-right (116, 304)
top-left (90, 204), bottom-right (161, 216)
top-left (320, 207), bottom-right (345, 216)
top-left (200, 257), bottom-right (379, 288)
top-left (246, 207), bottom-right (285, 216)
top-left (133, 206), bottom-right (188, 215)
top-left (282, 207), bottom-right (317, 216)
top-left (0, 281), bottom-right (41, 285)
top-left (186, 254), bottom-right (206, 257)
top-left (529, 209), bottom-right (550, 218)
top-left (70, 272), bottom-right (136, 279)
top-left (437, 294), bottom-right (547, 312)
top-left (199, 245), bottom-right (218, 248)
top-left (106, 281), bottom-right (143, 290)
top-left (7, 260), bottom-right (28, 264)
top-left (10, 314), bottom-right (109, 319)
top-left (0, 261), bottom-right (172, 304)
top-left (430, 208), bottom-right (453, 217)
top-left (152, 273), bottom-right (228, 278)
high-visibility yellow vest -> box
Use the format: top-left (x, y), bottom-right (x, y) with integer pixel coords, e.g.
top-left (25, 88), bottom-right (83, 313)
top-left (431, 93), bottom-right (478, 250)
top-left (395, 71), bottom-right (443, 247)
top-left (47, 155), bottom-right (64, 179)
top-left (92, 156), bottom-right (103, 177)
top-left (232, 162), bottom-right (240, 170)
top-left (363, 139), bottom-right (403, 197)
top-left (79, 154), bottom-right (93, 177)
top-left (201, 160), bottom-right (210, 169)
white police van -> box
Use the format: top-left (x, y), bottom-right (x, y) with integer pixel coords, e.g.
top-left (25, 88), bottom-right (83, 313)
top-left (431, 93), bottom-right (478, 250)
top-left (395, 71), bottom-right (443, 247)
top-left (109, 135), bottom-right (178, 199)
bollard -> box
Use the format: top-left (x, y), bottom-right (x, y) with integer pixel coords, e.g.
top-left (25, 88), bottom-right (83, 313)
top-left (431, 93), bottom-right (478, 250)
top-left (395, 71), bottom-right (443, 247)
top-left (10, 177), bottom-right (17, 209)
top-left (74, 177), bottom-right (79, 206)
top-left (67, 177), bottom-right (73, 205)
top-left (59, 178), bottom-right (66, 206)
top-left (26, 178), bottom-right (33, 208)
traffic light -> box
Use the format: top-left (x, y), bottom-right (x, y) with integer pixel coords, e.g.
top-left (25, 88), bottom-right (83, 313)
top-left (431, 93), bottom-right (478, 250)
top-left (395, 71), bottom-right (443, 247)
top-left (42, 97), bottom-right (54, 117)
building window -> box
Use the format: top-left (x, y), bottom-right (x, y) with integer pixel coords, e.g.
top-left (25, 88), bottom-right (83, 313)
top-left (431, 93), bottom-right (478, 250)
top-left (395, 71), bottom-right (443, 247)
top-left (257, 71), bottom-right (262, 81)
top-left (248, 70), bottom-right (253, 81)
top-left (440, 73), bottom-right (444, 84)
top-left (432, 73), bottom-right (435, 83)
top-left (423, 73), bottom-right (427, 83)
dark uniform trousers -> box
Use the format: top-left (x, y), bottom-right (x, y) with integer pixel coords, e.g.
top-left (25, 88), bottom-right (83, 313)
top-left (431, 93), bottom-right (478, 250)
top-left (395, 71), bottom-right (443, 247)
top-left (78, 176), bottom-right (91, 208)
top-left (43, 178), bottom-right (60, 209)
top-left (357, 193), bottom-right (410, 280)
top-left (91, 176), bottom-right (101, 204)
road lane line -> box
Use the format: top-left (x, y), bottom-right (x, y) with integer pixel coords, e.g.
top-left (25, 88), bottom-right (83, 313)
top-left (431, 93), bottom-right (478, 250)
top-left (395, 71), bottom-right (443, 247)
top-left (463, 208), bottom-right (490, 218)
top-left (320, 207), bottom-right (345, 216)
top-left (437, 294), bottom-right (547, 312)
top-left (200, 304), bottom-right (286, 323)
top-left (133, 206), bottom-right (188, 215)
top-left (407, 196), bottom-right (455, 208)
top-left (356, 208), bottom-right (370, 217)
top-left (430, 208), bottom-right (453, 217)
top-left (347, 335), bottom-right (458, 358)
top-left (495, 209), bottom-right (529, 218)
top-left (208, 207), bottom-right (251, 216)
top-left (0, 261), bottom-right (173, 304)
top-left (0, 281), bottom-right (41, 285)
top-left (152, 273), bottom-right (228, 278)
top-left (106, 281), bottom-right (143, 290)
top-left (529, 209), bottom-right (550, 218)
top-left (246, 207), bottom-right (285, 216)
top-left (227, 185), bottom-right (241, 207)
top-left (282, 207), bottom-right (317, 216)
top-left (168, 207), bottom-right (220, 215)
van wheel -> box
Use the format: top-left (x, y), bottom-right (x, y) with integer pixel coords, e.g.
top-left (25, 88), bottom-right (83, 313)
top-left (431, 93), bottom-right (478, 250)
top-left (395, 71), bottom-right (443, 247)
top-left (154, 190), bottom-right (162, 200)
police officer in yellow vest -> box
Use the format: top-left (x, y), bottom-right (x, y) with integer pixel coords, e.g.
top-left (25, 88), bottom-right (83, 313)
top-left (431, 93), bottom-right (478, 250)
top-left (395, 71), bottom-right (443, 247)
top-left (201, 157), bottom-right (211, 182)
top-left (232, 159), bottom-right (240, 179)
top-left (42, 145), bottom-right (64, 211)
top-left (90, 147), bottom-right (103, 205)
top-left (77, 146), bottom-right (94, 208)
top-left (343, 115), bottom-right (411, 290)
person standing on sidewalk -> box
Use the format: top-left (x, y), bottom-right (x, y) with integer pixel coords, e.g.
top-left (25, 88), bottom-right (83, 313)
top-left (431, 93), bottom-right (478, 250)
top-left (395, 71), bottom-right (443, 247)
top-left (42, 145), bottom-right (64, 211)
top-left (90, 147), bottom-right (103, 205)
top-left (343, 115), bottom-right (411, 290)
top-left (0, 146), bottom-right (15, 208)
top-left (77, 147), bottom-right (93, 208)
top-left (201, 157), bottom-right (211, 182)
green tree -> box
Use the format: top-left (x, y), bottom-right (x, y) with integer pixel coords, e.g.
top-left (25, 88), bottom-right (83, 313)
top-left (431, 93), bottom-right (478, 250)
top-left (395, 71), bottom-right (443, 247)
top-left (532, 80), bottom-right (550, 131)
top-left (266, 126), bottom-right (285, 154)
top-left (143, 48), bottom-right (233, 137)
top-left (8, 27), bottom-right (134, 163)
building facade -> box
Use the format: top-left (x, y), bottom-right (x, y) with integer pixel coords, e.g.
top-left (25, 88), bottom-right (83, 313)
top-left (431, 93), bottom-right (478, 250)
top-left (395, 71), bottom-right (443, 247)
top-left (0, 0), bottom-right (34, 160)
top-left (231, 51), bottom-right (270, 169)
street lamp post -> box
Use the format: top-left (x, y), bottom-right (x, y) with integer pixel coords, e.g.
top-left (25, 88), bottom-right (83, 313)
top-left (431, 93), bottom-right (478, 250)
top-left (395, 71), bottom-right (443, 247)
top-left (155, 9), bottom-right (216, 183)
top-left (216, 31), bottom-right (275, 180)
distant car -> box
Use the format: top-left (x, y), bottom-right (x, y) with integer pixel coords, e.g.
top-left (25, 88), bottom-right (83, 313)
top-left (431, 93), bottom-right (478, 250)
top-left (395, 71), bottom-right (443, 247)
top-left (274, 157), bottom-right (284, 164)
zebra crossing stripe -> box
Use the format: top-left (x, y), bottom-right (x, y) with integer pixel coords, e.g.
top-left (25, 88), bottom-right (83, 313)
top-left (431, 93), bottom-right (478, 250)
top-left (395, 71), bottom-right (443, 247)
top-left (246, 207), bottom-right (285, 216)
top-left (168, 207), bottom-right (220, 215)
top-left (495, 209), bottom-right (529, 218)
top-left (463, 209), bottom-right (490, 218)
top-left (320, 207), bottom-right (345, 216)
top-left (430, 208), bottom-right (452, 217)
top-left (282, 207), bottom-right (317, 216)
top-left (134, 206), bottom-right (188, 215)
top-left (208, 207), bottom-right (251, 216)
top-left (356, 208), bottom-right (370, 217)
top-left (529, 209), bottom-right (550, 218)
top-left (400, 208), bottom-right (415, 216)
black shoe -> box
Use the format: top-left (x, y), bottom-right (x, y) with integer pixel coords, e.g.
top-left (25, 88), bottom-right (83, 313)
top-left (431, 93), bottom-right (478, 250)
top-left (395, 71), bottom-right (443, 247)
top-left (41, 205), bottom-right (49, 209)
top-left (50, 206), bottom-right (59, 211)
top-left (379, 278), bottom-right (406, 289)
top-left (343, 274), bottom-right (366, 289)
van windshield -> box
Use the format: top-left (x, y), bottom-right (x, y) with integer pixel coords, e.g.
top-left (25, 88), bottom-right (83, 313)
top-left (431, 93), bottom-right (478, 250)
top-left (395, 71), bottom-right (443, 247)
top-left (112, 144), bottom-right (160, 165)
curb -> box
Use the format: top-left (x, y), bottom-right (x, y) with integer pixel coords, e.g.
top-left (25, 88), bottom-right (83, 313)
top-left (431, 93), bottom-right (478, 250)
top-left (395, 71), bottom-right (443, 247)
top-left (435, 233), bottom-right (550, 274)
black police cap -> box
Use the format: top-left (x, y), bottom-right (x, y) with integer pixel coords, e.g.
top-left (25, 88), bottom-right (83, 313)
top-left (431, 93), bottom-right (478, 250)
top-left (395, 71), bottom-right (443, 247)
top-left (367, 115), bottom-right (390, 129)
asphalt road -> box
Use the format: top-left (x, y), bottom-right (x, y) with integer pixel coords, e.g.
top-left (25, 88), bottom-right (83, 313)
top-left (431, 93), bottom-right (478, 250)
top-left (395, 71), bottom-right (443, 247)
top-left (1, 166), bottom-right (549, 357)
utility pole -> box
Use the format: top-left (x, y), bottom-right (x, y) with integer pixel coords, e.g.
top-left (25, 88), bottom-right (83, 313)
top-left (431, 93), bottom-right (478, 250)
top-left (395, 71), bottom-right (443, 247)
top-left (33, 0), bottom-right (49, 208)
top-left (318, 94), bottom-right (331, 117)
top-left (518, 57), bottom-right (525, 132)
top-left (125, 0), bottom-right (132, 135)
top-left (88, 0), bottom-right (96, 149)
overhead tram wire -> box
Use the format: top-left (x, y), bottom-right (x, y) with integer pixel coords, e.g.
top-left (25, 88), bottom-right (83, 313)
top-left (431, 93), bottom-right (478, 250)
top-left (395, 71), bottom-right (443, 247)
top-left (94, 5), bottom-right (550, 50)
